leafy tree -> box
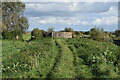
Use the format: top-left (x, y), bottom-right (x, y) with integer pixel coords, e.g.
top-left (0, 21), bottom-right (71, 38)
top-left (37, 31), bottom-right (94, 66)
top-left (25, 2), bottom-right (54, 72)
top-left (47, 27), bottom-right (54, 32)
top-left (31, 28), bottom-right (42, 39)
top-left (19, 16), bottom-right (29, 31)
top-left (90, 27), bottom-right (112, 42)
top-left (64, 27), bottom-right (74, 32)
top-left (90, 27), bottom-right (100, 36)
top-left (2, 2), bottom-right (29, 31)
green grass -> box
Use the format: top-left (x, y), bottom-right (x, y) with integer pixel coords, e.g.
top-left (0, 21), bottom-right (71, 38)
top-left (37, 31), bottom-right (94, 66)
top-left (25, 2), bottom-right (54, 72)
top-left (2, 40), bottom-right (26, 57)
top-left (50, 39), bottom-right (75, 78)
top-left (23, 33), bottom-right (31, 41)
top-left (65, 38), bottom-right (119, 78)
top-left (2, 38), bottom-right (58, 78)
top-left (2, 38), bottom-right (120, 78)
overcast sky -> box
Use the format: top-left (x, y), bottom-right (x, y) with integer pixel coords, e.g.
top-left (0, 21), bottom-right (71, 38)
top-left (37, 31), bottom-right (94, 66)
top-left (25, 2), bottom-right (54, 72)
top-left (23, 2), bottom-right (118, 31)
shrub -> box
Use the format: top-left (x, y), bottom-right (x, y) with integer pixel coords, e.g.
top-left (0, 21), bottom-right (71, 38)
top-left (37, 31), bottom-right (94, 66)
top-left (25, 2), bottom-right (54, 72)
top-left (2, 30), bottom-right (13, 39)
top-left (65, 38), bottom-right (119, 78)
top-left (91, 33), bottom-right (112, 42)
top-left (89, 27), bottom-right (112, 42)
top-left (31, 28), bottom-right (43, 39)
top-left (73, 31), bottom-right (83, 38)
top-left (64, 27), bottom-right (74, 32)
top-left (2, 30), bottom-right (23, 40)
top-left (11, 30), bottom-right (23, 40)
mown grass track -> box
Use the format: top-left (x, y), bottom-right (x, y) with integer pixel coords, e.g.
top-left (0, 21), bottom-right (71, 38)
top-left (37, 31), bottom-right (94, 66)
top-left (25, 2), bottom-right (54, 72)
top-left (50, 39), bottom-right (75, 78)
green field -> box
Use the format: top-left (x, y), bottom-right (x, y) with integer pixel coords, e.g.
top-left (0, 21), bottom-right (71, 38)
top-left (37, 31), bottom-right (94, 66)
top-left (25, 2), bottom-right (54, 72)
top-left (2, 37), bottom-right (120, 78)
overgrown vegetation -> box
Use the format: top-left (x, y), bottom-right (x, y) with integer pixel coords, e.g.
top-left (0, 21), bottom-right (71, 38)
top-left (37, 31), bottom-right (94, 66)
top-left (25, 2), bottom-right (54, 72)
top-left (2, 38), bottom-right (58, 78)
top-left (2, 30), bottom-right (23, 40)
top-left (1, 1), bottom-right (120, 79)
top-left (30, 28), bottom-right (52, 40)
top-left (65, 38), bottom-right (119, 78)
top-left (89, 27), bottom-right (112, 42)
top-left (2, 37), bottom-right (120, 78)
top-left (31, 28), bottom-right (43, 39)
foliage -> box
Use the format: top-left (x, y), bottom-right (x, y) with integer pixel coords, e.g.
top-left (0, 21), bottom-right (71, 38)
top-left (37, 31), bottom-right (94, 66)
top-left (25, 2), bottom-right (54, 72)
top-left (2, 2), bottom-right (29, 31)
top-left (31, 28), bottom-right (43, 39)
top-left (64, 27), bottom-right (74, 32)
top-left (19, 16), bottom-right (29, 31)
top-left (65, 38), bottom-right (119, 78)
top-left (91, 32), bottom-right (112, 42)
top-left (23, 33), bottom-right (31, 41)
top-left (47, 27), bottom-right (54, 32)
top-left (2, 38), bottom-right (119, 78)
top-left (2, 38), bottom-right (58, 78)
top-left (31, 28), bottom-right (53, 39)
top-left (72, 31), bottom-right (84, 38)
top-left (2, 30), bottom-right (23, 40)
top-left (89, 27), bottom-right (112, 42)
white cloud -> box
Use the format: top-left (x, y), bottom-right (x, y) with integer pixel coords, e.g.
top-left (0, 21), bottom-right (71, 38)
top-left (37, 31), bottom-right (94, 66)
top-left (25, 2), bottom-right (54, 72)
top-left (92, 16), bottom-right (118, 25)
top-left (38, 17), bottom-right (81, 25)
top-left (29, 16), bottom-right (89, 25)
top-left (81, 21), bottom-right (90, 25)
top-left (29, 16), bottom-right (118, 26)
top-left (39, 20), bottom-right (46, 24)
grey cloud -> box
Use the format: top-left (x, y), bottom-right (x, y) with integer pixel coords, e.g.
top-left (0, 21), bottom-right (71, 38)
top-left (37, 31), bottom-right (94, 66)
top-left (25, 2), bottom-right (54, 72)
top-left (24, 2), bottom-right (117, 17)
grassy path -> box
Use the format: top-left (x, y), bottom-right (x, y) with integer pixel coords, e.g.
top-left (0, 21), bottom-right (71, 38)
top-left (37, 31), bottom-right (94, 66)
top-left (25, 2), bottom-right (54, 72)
top-left (50, 39), bottom-right (75, 78)
top-left (46, 40), bottom-right (61, 78)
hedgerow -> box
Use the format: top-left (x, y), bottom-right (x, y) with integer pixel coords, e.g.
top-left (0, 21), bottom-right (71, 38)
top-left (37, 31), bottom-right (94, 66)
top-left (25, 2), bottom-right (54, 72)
top-left (2, 30), bottom-right (23, 40)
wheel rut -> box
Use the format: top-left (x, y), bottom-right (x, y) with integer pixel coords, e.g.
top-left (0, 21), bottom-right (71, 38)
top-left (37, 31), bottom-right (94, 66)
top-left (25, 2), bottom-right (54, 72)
top-left (46, 39), bottom-right (62, 78)
top-left (46, 39), bottom-right (75, 78)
